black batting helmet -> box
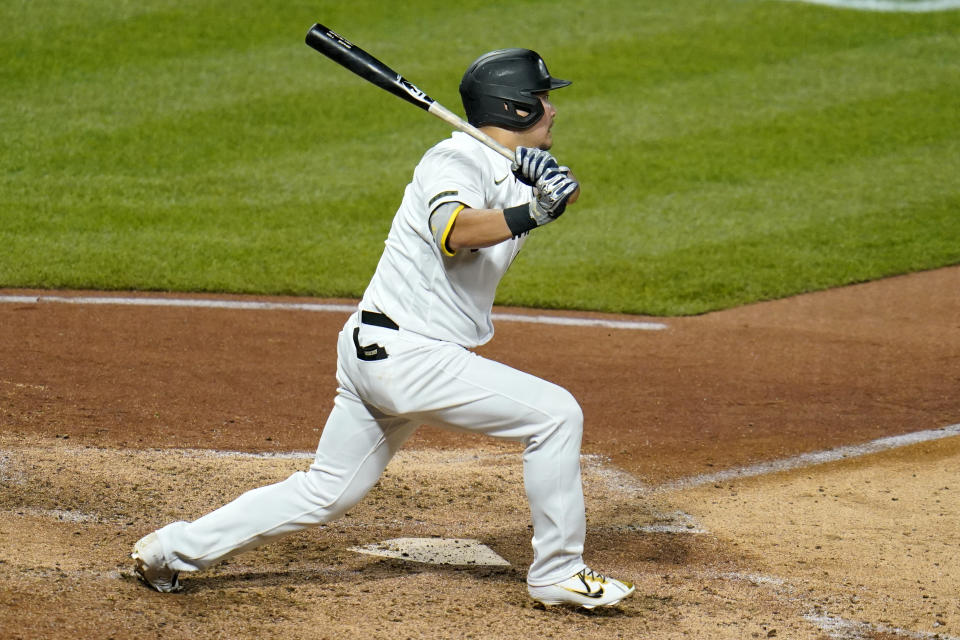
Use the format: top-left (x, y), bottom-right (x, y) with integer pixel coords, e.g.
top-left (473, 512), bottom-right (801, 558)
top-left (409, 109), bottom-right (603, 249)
top-left (459, 48), bottom-right (571, 130)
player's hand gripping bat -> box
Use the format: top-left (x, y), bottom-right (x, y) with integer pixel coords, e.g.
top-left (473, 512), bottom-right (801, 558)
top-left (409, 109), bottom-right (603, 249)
top-left (305, 23), bottom-right (515, 162)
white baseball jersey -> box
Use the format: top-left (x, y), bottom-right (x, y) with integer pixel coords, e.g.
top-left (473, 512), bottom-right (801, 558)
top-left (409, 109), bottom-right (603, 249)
top-left (359, 131), bottom-right (533, 348)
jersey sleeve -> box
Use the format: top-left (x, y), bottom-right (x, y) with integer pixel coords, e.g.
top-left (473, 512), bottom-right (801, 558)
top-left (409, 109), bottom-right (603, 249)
top-left (419, 146), bottom-right (486, 213)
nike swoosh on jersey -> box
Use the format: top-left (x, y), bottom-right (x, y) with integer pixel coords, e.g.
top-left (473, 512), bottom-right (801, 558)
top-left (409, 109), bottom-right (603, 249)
top-left (494, 174), bottom-right (509, 185)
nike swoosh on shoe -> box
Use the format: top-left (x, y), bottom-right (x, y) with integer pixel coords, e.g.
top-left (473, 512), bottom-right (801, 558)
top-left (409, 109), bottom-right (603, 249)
top-left (564, 584), bottom-right (605, 599)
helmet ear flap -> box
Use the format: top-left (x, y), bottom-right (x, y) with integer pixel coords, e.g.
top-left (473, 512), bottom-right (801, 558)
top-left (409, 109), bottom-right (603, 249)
top-left (468, 93), bottom-right (544, 129)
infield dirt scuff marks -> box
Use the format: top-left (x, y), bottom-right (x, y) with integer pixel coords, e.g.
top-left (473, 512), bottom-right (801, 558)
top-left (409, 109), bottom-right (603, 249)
top-left (673, 434), bottom-right (960, 639)
top-left (1, 434), bottom-right (830, 639)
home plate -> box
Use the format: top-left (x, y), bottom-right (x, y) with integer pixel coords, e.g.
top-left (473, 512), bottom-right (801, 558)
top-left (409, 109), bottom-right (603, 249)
top-left (349, 538), bottom-right (510, 566)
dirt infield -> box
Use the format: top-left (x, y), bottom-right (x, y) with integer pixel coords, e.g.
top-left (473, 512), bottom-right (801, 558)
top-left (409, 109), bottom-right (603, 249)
top-left (1, 266), bottom-right (959, 639)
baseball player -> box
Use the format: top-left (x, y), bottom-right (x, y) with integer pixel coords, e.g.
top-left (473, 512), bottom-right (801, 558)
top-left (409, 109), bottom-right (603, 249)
top-left (133, 48), bottom-right (635, 609)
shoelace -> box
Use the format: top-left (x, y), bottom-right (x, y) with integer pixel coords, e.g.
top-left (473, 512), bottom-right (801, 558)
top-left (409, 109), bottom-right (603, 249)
top-left (579, 568), bottom-right (608, 584)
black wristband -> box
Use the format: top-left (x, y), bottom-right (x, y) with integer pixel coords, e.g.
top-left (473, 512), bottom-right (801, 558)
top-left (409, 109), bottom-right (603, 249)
top-left (503, 203), bottom-right (537, 237)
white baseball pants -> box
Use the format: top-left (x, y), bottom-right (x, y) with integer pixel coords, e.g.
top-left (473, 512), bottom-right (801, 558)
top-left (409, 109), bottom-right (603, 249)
top-left (156, 312), bottom-right (587, 586)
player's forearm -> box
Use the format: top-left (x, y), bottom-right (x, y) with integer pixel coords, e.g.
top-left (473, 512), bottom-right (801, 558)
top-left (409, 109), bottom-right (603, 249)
top-left (446, 208), bottom-right (515, 250)
top-left (446, 171), bottom-right (582, 251)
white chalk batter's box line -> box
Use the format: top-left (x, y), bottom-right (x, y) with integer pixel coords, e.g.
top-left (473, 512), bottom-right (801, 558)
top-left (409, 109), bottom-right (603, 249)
top-left (652, 422), bottom-right (960, 492)
top-left (713, 571), bottom-right (960, 640)
top-left (808, 612), bottom-right (960, 640)
top-left (9, 423), bottom-right (957, 550)
top-left (0, 294), bottom-right (668, 331)
top-left (143, 422), bottom-right (960, 492)
top-left (11, 423), bottom-right (956, 529)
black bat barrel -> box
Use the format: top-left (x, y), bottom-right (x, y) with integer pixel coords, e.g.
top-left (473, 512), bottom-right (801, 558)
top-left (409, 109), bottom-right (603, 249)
top-left (305, 23), bottom-right (434, 111)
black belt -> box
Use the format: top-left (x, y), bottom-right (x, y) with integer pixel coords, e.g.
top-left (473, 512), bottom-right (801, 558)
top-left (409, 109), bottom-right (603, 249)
top-left (361, 310), bottom-right (399, 330)
top-left (354, 311), bottom-right (398, 361)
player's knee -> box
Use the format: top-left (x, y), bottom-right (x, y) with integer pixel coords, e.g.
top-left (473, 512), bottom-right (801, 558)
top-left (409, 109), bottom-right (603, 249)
top-left (546, 388), bottom-right (584, 442)
top-left (551, 384), bottom-right (582, 420)
top-left (560, 391), bottom-right (583, 429)
top-left (297, 469), bottom-right (365, 522)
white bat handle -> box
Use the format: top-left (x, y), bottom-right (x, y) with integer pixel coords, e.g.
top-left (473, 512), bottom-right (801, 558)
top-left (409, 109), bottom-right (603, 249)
top-left (427, 102), bottom-right (516, 162)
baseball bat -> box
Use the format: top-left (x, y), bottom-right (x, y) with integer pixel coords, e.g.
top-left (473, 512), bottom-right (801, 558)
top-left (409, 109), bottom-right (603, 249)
top-left (305, 23), bottom-right (515, 162)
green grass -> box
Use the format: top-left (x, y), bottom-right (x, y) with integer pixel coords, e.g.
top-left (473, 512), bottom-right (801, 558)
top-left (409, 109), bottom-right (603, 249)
top-left (2, 0), bottom-right (959, 315)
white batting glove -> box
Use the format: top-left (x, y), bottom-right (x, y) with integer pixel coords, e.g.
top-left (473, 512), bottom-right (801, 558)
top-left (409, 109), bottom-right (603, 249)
top-left (529, 168), bottom-right (579, 223)
top-left (512, 147), bottom-right (559, 186)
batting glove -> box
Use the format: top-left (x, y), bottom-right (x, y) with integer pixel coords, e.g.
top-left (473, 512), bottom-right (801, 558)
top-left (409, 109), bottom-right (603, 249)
top-left (511, 147), bottom-right (559, 186)
top-left (530, 168), bottom-right (579, 222)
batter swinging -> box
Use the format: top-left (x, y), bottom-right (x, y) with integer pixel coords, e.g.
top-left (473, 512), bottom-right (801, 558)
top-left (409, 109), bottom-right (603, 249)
top-left (132, 48), bottom-right (635, 609)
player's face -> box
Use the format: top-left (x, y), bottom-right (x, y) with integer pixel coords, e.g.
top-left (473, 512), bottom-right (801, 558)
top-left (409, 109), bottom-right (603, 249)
top-left (517, 93), bottom-right (556, 150)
